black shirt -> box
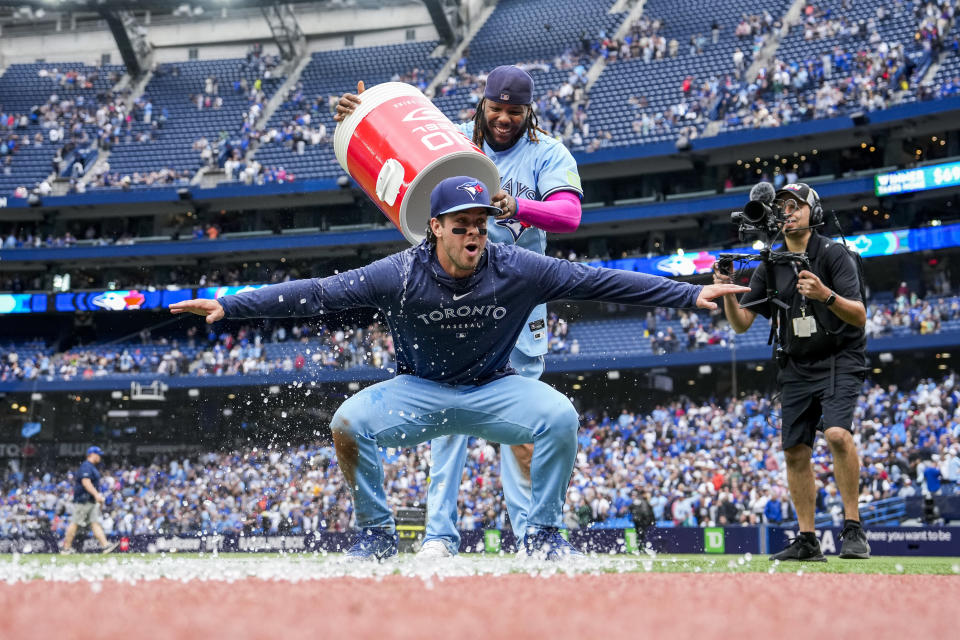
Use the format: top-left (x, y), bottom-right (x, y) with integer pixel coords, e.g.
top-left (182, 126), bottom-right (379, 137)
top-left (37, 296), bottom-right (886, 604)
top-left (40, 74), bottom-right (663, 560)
top-left (738, 232), bottom-right (866, 382)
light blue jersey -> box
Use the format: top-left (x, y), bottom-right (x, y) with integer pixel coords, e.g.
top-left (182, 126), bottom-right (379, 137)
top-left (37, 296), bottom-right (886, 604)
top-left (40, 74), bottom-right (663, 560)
top-left (457, 122), bottom-right (582, 357)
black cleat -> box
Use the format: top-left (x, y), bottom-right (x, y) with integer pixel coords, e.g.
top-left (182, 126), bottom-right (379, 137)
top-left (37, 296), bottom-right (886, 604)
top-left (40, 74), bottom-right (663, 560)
top-left (769, 534), bottom-right (827, 562)
top-left (838, 523), bottom-right (871, 559)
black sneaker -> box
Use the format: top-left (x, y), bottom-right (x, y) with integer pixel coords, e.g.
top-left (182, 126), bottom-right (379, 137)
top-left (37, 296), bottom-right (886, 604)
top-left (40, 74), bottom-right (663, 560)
top-left (769, 534), bottom-right (827, 562)
top-left (838, 523), bottom-right (871, 559)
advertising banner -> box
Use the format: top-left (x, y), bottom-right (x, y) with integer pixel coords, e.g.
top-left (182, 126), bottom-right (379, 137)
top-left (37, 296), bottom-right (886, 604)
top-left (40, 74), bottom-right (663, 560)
top-left (6, 526), bottom-right (959, 555)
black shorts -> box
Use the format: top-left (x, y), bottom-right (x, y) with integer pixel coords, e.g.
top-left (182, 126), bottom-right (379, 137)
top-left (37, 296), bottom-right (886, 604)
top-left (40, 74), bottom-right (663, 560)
top-left (778, 372), bottom-right (861, 450)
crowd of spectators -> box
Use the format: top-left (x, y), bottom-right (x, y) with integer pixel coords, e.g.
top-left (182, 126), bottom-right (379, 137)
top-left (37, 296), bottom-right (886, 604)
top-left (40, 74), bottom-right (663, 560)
top-left (3, 283), bottom-right (960, 383)
top-left (547, 312), bottom-right (576, 354)
top-left (1, 65), bottom-right (132, 197)
top-left (2, 373), bottom-right (957, 540)
top-left (252, 84), bottom-right (329, 161)
top-left (648, 308), bottom-right (733, 355)
top-left (601, 12), bottom-right (780, 149)
top-left (719, 0), bottom-right (960, 131)
top-left (83, 165), bottom-right (194, 191)
top-left (866, 283), bottom-right (960, 336)
top-left (0, 256), bottom-right (320, 294)
top-left (0, 321), bottom-right (396, 383)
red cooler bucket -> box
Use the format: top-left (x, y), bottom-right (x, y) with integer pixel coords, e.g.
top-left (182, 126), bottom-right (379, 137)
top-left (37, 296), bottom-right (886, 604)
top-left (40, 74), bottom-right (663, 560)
top-left (334, 82), bottom-right (500, 245)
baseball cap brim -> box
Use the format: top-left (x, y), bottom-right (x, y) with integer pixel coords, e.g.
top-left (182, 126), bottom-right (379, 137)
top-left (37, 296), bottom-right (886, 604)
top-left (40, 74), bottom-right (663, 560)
top-left (775, 186), bottom-right (817, 208)
top-left (433, 202), bottom-right (502, 218)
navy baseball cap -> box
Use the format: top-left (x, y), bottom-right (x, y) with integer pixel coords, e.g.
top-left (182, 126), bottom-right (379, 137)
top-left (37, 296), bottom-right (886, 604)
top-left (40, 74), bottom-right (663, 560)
top-left (484, 65), bottom-right (534, 105)
top-left (430, 176), bottom-right (502, 219)
top-left (87, 446), bottom-right (103, 456)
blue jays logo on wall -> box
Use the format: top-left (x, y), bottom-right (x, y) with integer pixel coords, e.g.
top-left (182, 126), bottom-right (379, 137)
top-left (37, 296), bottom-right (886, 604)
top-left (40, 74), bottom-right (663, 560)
top-left (457, 181), bottom-right (484, 200)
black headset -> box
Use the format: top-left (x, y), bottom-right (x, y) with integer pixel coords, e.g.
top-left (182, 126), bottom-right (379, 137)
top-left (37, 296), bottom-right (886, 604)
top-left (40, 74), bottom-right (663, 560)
top-left (803, 183), bottom-right (824, 226)
top-left (782, 182), bottom-right (824, 228)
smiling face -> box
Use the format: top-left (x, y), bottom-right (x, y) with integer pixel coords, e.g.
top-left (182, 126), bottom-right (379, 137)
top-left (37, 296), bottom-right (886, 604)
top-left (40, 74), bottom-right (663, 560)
top-left (781, 197), bottom-right (811, 236)
top-left (431, 209), bottom-right (489, 278)
top-left (482, 99), bottom-right (527, 146)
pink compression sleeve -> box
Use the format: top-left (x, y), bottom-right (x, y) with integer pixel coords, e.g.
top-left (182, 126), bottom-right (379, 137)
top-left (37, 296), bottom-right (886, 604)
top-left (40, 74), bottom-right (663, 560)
top-left (513, 190), bottom-right (582, 233)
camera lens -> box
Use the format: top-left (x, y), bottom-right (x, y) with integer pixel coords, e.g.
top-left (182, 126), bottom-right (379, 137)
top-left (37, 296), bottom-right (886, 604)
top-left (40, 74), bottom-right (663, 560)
top-left (742, 200), bottom-right (771, 224)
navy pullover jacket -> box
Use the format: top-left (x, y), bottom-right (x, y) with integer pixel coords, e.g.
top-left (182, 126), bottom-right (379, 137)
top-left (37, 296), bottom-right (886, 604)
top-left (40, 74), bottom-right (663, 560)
top-left (219, 242), bottom-right (703, 386)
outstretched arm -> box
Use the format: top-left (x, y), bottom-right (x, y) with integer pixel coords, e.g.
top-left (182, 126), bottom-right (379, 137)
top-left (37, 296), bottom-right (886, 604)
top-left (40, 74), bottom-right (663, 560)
top-left (521, 249), bottom-right (749, 309)
top-left (169, 255), bottom-right (401, 321)
top-left (170, 298), bottom-right (225, 324)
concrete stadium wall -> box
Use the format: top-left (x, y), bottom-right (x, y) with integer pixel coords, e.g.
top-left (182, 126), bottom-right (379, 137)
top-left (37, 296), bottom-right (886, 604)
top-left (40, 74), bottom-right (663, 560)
top-left (0, 4), bottom-right (437, 66)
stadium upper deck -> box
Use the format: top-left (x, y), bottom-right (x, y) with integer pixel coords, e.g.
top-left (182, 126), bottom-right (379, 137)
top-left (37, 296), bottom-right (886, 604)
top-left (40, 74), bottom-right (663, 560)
top-left (2, 0), bottom-right (957, 202)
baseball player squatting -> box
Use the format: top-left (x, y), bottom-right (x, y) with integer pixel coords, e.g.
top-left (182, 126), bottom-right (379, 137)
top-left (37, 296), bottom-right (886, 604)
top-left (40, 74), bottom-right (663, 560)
top-left (170, 176), bottom-right (747, 560)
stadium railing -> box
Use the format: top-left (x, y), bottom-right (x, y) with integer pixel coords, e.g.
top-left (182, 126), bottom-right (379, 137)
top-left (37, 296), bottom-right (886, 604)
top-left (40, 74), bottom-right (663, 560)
top-left (781, 496), bottom-right (909, 529)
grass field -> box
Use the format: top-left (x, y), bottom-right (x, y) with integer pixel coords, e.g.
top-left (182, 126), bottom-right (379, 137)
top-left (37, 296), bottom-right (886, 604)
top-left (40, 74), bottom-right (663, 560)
top-left (1, 552), bottom-right (958, 580)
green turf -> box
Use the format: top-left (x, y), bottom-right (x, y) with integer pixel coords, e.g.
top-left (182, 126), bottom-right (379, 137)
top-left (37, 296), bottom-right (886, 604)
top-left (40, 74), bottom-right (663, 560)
top-left (2, 553), bottom-right (958, 575)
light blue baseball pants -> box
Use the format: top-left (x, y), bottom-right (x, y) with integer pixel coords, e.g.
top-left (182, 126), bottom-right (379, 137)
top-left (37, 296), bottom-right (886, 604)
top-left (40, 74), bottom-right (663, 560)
top-left (423, 350), bottom-right (544, 554)
top-left (329, 368), bottom-right (577, 538)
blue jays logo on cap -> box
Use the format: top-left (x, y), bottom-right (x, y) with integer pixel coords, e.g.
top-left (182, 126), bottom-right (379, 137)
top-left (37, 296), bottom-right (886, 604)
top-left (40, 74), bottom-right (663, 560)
top-left (430, 176), bottom-right (502, 219)
top-left (457, 181), bottom-right (484, 200)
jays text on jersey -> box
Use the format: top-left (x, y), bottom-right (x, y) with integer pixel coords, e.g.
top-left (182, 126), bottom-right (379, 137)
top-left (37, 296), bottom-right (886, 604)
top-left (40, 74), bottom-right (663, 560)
top-left (457, 122), bottom-right (582, 357)
top-left (218, 242), bottom-right (702, 386)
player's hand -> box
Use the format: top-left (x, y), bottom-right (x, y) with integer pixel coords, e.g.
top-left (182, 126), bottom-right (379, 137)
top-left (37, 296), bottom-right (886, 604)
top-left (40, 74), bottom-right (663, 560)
top-left (712, 266), bottom-right (733, 285)
top-left (333, 81), bottom-right (365, 122)
top-left (95, 493), bottom-right (105, 505)
top-left (797, 270), bottom-right (829, 301)
top-left (169, 299), bottom-right (225, 324)
top-left (492, 190), bottom-right (517, 219)
top-left (696, 284), bottom-right (750, 310)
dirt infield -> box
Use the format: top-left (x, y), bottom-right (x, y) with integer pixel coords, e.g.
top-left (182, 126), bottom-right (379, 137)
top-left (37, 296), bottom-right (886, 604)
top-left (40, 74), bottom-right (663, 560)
top-left (1, 572), bottom-right (956, 640)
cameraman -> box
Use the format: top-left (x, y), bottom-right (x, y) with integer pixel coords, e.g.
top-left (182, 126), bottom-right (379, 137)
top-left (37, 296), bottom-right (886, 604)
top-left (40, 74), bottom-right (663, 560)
top-left (715, 183), bottom-right (870, 562)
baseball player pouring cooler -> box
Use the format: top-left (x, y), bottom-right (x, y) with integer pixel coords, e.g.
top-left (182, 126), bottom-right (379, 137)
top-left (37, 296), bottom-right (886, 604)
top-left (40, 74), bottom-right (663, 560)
top-left (171, 176), bottom-right (747, 561)
top-left (336, 65), bottom-right (585, 557)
